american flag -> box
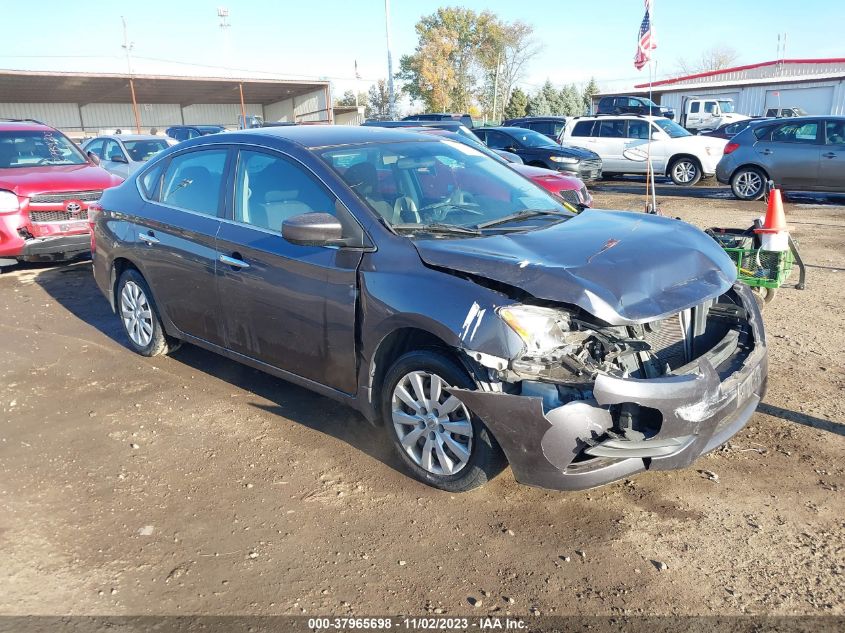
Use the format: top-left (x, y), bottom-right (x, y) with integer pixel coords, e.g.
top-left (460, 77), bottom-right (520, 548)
top-left (634, 0), bottom-right (657, 70)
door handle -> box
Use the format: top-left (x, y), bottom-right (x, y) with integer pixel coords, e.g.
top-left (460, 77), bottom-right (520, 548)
top-left (823, 152), bottom-right (837, 159)
top-left (219, 253), bottom-right (250, 269)
top-left (761, 149), bottom-right (773, 155)
top-left (138, 232), bottom-right (159, 245)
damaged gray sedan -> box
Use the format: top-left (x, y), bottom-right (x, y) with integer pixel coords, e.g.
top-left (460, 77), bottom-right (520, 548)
top-left (91, 126), bottom-right (767, 492)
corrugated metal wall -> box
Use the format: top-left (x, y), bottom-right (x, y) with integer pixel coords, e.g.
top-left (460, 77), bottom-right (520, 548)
top-left (80, 103), bottom-right (183, 129)
top-left (181, 103), bottom-right (263, 125)
top-left (264, 89), bottom-right (330, 123)
top-left (0, 103), bottom-right (81, 128)
top-left (657, 79), bottom-right (845, 117)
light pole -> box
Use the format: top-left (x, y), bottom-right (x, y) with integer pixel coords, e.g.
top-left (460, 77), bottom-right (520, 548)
top-left (384, 0), bottom-right (396, 119)
top-left (121, 17), bottom-right (142, 134)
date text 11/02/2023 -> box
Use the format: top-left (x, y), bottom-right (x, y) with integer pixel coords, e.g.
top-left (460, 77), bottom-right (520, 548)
top-left (307, 616), bottom-right (527, 629)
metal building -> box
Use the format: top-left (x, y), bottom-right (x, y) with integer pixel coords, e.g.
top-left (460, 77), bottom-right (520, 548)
top-left (0, 70), bottom-right (333, 137)
top-left (596, 58), bottom-right (845, 117)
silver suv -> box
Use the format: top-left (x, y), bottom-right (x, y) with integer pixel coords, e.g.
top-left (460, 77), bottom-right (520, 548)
top-left (716, 116), bottom-right (845, 200)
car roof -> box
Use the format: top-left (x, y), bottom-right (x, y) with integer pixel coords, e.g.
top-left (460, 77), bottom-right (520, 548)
top-left (197, 124), bottom-right (441, 149)
top-left (505, 116), bottom-right (567, 121)
top-left (0, 120), bottom-right (57, 132)
top-left (574, 114), bottom-right (663, 122)
top-left (91, 134), bottom-right (165, 141)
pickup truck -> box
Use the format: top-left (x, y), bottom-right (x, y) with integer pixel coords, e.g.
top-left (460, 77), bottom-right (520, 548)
top-left (679, 97), bottom-right (749, 133)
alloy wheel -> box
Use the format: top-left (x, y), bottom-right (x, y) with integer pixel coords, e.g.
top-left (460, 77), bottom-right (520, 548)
top-left (391, 371), bottom-right (474, 476)
top-left (672, 160), bottom-right (697, 184)
top-left (735, 171), bottom-right (763, 198)
top-left (120, 280), bottom-right (154, 347)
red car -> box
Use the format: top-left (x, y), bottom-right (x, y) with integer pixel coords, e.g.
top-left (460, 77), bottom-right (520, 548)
top-left (511, 163), bottom-right (592, 208)
top-left (412, 126), bottom-right (591, 208)
top-left (0, 119), bottom-right (122, 265)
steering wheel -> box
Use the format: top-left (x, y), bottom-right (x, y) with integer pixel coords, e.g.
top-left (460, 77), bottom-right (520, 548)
top-left (420, 190), bottom-right (483, 221)
top-left (36, 158), bottom-right (55, 165)
top-left (393, 196), bottom-right (420, 224)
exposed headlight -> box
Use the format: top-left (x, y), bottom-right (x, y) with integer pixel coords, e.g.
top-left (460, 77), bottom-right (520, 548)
top-left (549, 155), bottom-right (579, 165)
top-left (0, 190), bottom-right (20, 213)
top-left (498, 305), bottom-right (575, 355)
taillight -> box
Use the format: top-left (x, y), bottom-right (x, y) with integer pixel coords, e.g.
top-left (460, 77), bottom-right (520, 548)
top-left (724, 142), bottom-right (740, 155)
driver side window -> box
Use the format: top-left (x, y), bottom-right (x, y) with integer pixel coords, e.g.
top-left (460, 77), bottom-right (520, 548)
top-left (485, 131), bottom-right (513, 150)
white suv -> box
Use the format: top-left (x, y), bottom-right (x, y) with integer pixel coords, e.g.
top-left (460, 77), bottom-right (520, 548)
top-left (562, 115), bottom-right (728, 186)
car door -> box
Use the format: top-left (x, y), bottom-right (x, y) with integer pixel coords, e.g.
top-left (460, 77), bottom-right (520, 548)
top-left (759, 120), bottom-right (821, 188)
top-left (621, 119), bottom-right (664, 173)
top-left (592, 120), bottom-right (629, 172)
top-left (137, 146), bottom-right (230, 346)
top-left (820, 120), bottom-right (845, 191)
top-left (214, 147), bottom-right (363, 394)
top-left (101, 139), bottom-right (131, 179)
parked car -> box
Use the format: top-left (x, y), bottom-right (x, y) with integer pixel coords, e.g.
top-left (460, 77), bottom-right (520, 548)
top-left (0, 119), bottom-right (122, 265)
top-left (679, 97), bottom-right (748, 133)
top-left (764, 107), bottom-right (808, 118)
top-left (165, 125), bottom-right (226, 142)
top-left (413, 127), bottom-right (590, 207)
top-left (699, 119), bottom-right (761, 140)
top-left (502, 116), bottom-right (568, 142)
top-left (597, 96), bottom-right (675, 120)
top-left (82, 134), bottom-right (175, 179)
top-left (402, 112), bottom-right (474, 128)
top-left (563, 115), bottom-right (728, 186)
top-left (716, 116), bottom-right (845, 200)
top-left (474, 126), bottom-right (602, 181)
top-left (363, 120), bottom-right (522, 163)
top-left (91, 125), bottom-right (766, 492)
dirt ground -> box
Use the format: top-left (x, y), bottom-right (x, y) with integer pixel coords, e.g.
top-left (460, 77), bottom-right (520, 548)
top-left (1, 180), bottom-right (843, 619)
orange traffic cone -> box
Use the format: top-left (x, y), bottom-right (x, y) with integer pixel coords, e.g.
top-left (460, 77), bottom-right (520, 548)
top-left (754, 187), bottom-right (789, 251)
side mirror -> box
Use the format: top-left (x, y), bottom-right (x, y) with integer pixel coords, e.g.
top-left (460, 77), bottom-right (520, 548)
top-left (87, 151), bottom-right (100, 165)
top-left (282, 212), bottom-right (344, 246)
top-left (109, 153), bottom-right (128, 164)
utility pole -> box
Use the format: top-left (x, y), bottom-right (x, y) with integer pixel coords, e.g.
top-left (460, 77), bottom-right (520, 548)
top-left (384, 0), bottom-right (396, 119)
top-left (218, 7), bottom-right (245, 124)
top-left (492, 50), bottom-right (501, 123)
top-left (121, 17), bottom-right (142, 134)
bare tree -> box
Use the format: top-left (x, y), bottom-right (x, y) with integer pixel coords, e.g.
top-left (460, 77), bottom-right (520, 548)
top-left (490, 22), bottom-right (541, 121)
top-left (676, 46), bottom-right (739, 75)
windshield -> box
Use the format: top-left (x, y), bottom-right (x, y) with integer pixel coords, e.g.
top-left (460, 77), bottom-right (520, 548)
top-left (718, 100), bottom-right (735, 113)
top-left (507, 128), bottom-right (557, 148)
top-left (123, 139), bottom-right (171, 162)
top-left (640, 97), bottom-right (659, 107)
top-left (654, 119), bottom-right (692, 138)
top-left (0, 130), bottom-right (88, 168)
top-left (319, 139), bottom-right (571, 234)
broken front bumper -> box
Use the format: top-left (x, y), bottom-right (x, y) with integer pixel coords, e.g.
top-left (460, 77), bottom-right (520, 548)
top-left (453, 284), bottom-right (767, 491)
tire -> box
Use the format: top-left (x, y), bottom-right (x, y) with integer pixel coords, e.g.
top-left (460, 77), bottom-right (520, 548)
top-left (730, 167), bottom-right (767, 201)
top-left (380, 350), bottom-right (506, 492)
top-left (668, 157), bottom-right (702, 186)
top-left (116, 269), bottom-right (179, 357)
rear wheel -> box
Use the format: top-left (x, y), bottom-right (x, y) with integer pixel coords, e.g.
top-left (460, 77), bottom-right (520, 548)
top-left (116, 269), bottom-right (179, 357)
top-left (731, 167), bottom-right (767, 201)
top-left (380, 350), bottom-right (505, 492)
top-left (668, 157), bottom-right (702, 186)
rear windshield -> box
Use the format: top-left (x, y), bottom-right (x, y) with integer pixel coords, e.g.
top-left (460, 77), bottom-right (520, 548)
top-left (123, 139), bottom-right (171, 162)
top-left (0, 130), bottom-right (88, 168)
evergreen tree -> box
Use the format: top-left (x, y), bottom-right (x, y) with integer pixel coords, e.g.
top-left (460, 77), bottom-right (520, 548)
top-left (581, 77), bottom-right (600, 114)
top-left (503, 87), bottom-right (528, 119)
top-left (541, 80), bottom-right (563, 115)
top-left (526, 91), bottom-right (551, 116)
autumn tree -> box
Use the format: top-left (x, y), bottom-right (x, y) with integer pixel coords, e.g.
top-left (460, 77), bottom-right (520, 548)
top-left (399, 7), bottom-right (538, 117)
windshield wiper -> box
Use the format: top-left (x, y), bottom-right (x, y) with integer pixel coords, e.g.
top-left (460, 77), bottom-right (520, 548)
top-left (393, 222), bottom-right (482, 236)
top-left (476, 208), bottom-right (569, 229)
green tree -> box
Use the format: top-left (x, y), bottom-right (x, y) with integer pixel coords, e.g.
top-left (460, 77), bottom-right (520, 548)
top-left (560, 84), bottom-right (583, 116)
top-left (526, 91), bottom-right (550, 116)
top-left (581, 77), bottom-right (600, 114)
top-left (503, 87), bottom-right (528, 119)
top-left (540, 80), bottom-right (563, 115)
top-left (335, 89), bottom-right (367, 108)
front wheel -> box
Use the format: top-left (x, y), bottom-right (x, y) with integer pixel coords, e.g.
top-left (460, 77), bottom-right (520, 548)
top-left (380, 350), bottom-right (506, 492)
top-left (669, 157), bottom-right (702, 186)
top-left (731, 167), bottom-right (767, 201)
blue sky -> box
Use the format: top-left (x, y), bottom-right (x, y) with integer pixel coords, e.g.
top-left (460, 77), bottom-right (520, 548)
top-left (2, 0), bottom-right (843, 97)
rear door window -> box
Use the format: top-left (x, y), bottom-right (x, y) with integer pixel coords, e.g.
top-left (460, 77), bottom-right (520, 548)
top-left (598, 121), bottom-right (626, 138)
top-left (160, 149), bottom-right (228, 215)
top-left (772, 122), bottom-right (819, 144)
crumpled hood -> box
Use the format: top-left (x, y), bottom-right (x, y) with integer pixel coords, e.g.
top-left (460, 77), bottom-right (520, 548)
top-left (412, 209), bottom-right (737, 325)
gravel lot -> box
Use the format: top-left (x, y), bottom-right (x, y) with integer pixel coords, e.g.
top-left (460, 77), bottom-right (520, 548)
top-left (1, 180), bottom-right (843, 618)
